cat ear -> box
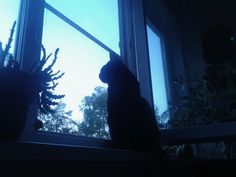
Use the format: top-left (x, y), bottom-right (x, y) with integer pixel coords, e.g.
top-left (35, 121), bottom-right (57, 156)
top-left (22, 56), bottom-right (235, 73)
top-left (109, 51), bottom-right (121, 61)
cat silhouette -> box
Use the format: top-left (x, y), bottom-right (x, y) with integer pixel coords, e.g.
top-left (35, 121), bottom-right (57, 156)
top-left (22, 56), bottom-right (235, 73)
top-left (99, 53), bottom-right (161, 155)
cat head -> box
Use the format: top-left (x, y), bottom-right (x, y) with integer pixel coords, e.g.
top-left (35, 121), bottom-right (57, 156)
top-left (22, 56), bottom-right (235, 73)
top-left (99, 53), bottom-right (140, 93)
top-left (99, 53), bottom-right (131, 85)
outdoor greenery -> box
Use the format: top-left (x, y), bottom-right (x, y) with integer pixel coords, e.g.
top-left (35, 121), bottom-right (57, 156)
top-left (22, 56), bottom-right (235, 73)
top-left (38, 102), bottom-right (79, 134)
top-left (0, 21), bottom-right (17, 67)
top-left (39, 86), bottom-right (110, 139)
top-left (166, 55), bottom-right (236, 128)
top-left (39, 85), bottom-right (170, 140)
top-left (79, 86), bottom-right (110, 139)
top-left (38, 86), bottom-right (167, 139)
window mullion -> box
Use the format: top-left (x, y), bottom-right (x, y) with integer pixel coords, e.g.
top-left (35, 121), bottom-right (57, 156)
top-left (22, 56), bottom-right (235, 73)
top-left (131, 0), bottom-right (154, 108)
top-left (16, 0), bottom-right (45, 69)
top-left (118, 0), bottom-right (136, 74)
top-left (20, 0), bottom-right (45, 140)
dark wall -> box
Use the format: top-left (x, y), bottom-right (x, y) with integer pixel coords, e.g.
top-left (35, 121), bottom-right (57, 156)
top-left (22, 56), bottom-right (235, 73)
top-left (144, 0), bottom-right (236, 78)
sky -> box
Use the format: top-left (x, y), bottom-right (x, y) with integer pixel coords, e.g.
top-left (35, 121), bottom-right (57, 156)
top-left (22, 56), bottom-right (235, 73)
top-left (147, 26), bottom-right (168, 115)
top-left (0, 0), bottom-right (168, 123)
top-left (0, 0), bottom-right (20, 54)
top-left (42, 0), bottom-right (120, 121)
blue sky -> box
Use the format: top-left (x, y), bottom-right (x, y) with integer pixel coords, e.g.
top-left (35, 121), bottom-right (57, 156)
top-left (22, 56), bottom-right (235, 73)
top-left (147, 26), bottom-right (168, 115)
top-left (42, 0), bottom-right (120, 121)
top-left (46, 0), bottom-right (120, 54)
top-left (0, 0), bottom-right (20, 53)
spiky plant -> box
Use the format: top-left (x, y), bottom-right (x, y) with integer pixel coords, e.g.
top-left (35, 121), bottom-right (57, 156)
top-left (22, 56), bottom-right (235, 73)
top-left (0, 21), bottom-right (16, 67)
top-left (30, 45), bottom-right (65, 113)
top-left (0, 21), bottom-right (65, 114)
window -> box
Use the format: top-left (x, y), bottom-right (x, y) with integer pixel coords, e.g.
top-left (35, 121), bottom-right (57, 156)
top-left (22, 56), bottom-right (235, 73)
top-left (146, 24), bottom-right (169, 128)
top-left (3, 0), bottom-right (235, 152)
top-left (45, 0), bottom-right (120, 54)
top-left (8, 0), bottom-right (234, 157)
top-left (36, 0), bottom-right (120, 140)
top-left (143, 1), bottom-right (236, 156)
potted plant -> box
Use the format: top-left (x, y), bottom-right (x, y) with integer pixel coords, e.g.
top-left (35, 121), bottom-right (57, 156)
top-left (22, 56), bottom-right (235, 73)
top-left (168, 27), bottom-right (236, 127)
top-left (165, 26), bottom-right (236, 159)
top-left (0, 21), bottom-right (64, 140)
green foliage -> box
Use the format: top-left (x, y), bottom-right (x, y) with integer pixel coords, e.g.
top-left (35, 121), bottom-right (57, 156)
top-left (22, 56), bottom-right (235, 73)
top-left (168, 58), bottom-right (236, 127)
top-left (0, 21), bottom-right (17, 68)
top-left (79, 86), bottom-right (110, 139)
top-left (39, 102), bottom-right (79, 134)
top-left (0, 21), bottom-right (64, 114)
top-left (30, 45), bottom-right (65, 114)
top-left (38, 86), bottom-right (110, 139)
top-left (0, 21), bottom-right (22, 70)
top-left (154, 106), bottom-right (170, 129)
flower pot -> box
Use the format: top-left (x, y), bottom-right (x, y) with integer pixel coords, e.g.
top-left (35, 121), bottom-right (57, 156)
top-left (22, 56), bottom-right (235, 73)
top-left (0, 67), bottom-right (36, 140)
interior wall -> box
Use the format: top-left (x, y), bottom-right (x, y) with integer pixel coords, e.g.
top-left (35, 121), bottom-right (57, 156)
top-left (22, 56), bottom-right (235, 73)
top-left (144, 0), bottom-right (236, 89)
top-left (176, 9), bottom-right (206, 79)
top-left (160, 0), bottom-right (236, 78)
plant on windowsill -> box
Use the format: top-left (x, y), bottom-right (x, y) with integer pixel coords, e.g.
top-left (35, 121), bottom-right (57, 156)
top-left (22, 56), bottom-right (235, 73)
top-left (166, 26), bottom-right (236, 159)
top-left (166, 61), bottom-right (236, 159)
top-left (168, 27), bottom-right (236, 128)
top-left (0, 21), bottom-right (65, 140)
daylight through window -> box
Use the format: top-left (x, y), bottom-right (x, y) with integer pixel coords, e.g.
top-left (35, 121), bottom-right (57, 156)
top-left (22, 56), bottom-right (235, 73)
top-left (146, 25), bottom-right (169, 128)
top-left (38, 0), bottom-right (120, 139)
top-left (0, 0), bottom-right (20, 55)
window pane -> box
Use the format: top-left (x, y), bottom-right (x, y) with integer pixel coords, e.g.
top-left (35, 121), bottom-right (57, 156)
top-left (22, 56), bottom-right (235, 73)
top-left (45, 0), bottom-right (120, 54)
top-left (147, 25), bottom-right (168, 128)
top-left (39, 10), bottom-right (110, 139)
top-left (0, 0), bottom-right (20, 54)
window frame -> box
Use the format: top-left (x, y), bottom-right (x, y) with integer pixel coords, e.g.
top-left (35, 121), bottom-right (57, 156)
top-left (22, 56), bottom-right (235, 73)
top-left (19, 0), bottom-right (124, 146)
top-left (141, 1), bottom-right (236, 146)
top-left (14, 0), bottom-right (236, 148)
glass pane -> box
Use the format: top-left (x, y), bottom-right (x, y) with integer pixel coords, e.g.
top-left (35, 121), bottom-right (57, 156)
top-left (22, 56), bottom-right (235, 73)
top-left (45, 0), bottom-right (120, 54)
top-left (147, 25), bottom-right (168, 128)
top-left (0, 0), bottom-right (20, 54)
top-left (39, 10), bottom-right (110, 139)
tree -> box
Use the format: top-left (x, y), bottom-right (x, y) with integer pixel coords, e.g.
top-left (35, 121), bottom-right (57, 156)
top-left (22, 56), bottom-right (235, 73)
top-left (38, 102), bottom-right (80, 135)
top-left (38, 86), bottom-right (110, 139)
top-left (79, 86), bottom-right (110, 139)
top-left (154, 106), bottom-right (170, 129)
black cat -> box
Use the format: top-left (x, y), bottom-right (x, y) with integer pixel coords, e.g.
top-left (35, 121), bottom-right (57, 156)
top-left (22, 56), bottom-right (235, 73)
top-left (99, 53), bottom-right (161, 155)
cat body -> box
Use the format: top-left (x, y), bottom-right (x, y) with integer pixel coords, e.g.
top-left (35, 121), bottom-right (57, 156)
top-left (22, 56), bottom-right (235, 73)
top-left (99, 55), bottom-right (160, 154)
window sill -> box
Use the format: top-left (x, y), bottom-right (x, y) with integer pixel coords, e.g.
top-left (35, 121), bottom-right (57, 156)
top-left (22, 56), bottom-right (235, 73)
top-left (21, 130), bottom-right (112, 148)
top-left (0, 140), bottom-right (154, 161)
top-left (160, 121), bottom-right (236, 145)
top-left (0, 141), bottom-right (156, 177)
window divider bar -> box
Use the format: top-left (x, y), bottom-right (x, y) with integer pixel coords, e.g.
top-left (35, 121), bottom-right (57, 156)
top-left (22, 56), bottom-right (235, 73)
top-left (45, 2), bottom-right (118, 56)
